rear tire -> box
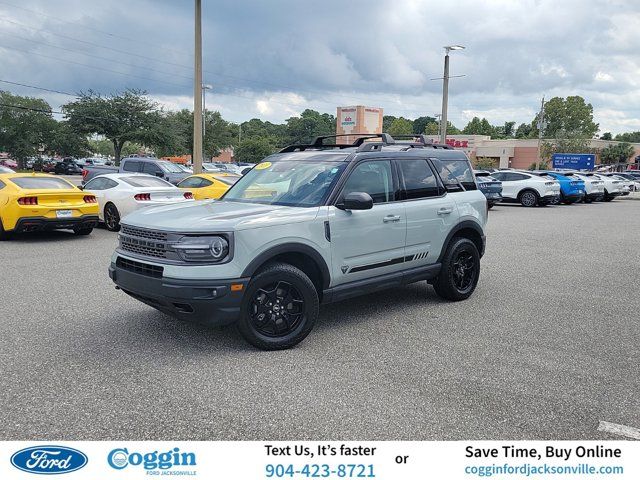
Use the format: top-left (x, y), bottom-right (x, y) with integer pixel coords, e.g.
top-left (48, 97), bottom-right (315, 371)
top-left (519, 190), bottom-right (538, 207)
top-left (433, 237), bottom-right (480, 301)
top-left (237, 262), bottom-right (319, 350)
top-left (104, 203), bottom-right (121, 232)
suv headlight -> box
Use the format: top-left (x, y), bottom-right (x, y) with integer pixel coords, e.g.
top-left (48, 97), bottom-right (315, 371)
top-left (173, 235), bottom-right (229, 262)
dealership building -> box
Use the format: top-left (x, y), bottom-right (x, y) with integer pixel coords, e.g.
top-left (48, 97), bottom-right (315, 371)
top-left (336, 105), bottom-right (640, 169)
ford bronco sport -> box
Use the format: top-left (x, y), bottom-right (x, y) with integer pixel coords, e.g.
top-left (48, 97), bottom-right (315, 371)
top-left (109, 134), bottom-right (487, 350)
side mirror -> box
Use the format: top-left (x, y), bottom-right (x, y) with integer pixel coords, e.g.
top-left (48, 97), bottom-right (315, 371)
top-left (444, 184), bottom-right (462, 192)
top-left (77, 185), bottom-right (84, 191)
top-left (337, 192), bottom-right (373, 210)
top-left (155, 171), bottom-right (164, 177)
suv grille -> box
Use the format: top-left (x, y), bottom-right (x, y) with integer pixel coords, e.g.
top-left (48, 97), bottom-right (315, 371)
top-left (120, 237), bottom-right (167, 258)
top-left (121, 225), bottom-right (168, 241)
top-left (116, 257), bottom-right (163, 278)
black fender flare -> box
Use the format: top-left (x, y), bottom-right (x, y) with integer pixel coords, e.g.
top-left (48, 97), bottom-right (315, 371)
top-left (241, 242), bottom-right (331, 289)
top-left (437, 220), bottom-right (486, 262)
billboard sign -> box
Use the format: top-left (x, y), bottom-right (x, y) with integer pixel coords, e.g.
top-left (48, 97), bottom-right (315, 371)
top-left (552, 153), bottom-right (595, 170)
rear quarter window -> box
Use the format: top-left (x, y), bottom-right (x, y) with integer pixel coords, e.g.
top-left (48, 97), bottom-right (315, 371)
top-left (431, 156), bottom-right (477, 190)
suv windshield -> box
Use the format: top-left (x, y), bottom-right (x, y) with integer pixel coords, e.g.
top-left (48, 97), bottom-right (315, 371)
top-left (157, 161), bottom-right (183, 173)
top-left (223, 158), bottom-right (346, 207)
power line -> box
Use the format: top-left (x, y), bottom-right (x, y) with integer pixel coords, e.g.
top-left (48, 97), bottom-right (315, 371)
top-left (0, 0), bottom-right (190, 58)
top-left (0, 79), bottom-right (74, 97)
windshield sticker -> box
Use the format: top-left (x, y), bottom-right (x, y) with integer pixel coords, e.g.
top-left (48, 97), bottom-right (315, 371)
top-left (255, 162), bottom-right (272, 170)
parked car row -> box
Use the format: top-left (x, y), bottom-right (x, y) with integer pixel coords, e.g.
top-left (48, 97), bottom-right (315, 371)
top-left (474, 168), bottom-right (637, 207)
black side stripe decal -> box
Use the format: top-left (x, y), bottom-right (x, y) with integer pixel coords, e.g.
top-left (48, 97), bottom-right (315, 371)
top-left (349, 252), bottom-right (428, 273)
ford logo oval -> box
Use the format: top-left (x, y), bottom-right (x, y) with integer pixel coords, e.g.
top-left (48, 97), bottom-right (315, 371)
top-left (11, 445), bottom-right (88, 475)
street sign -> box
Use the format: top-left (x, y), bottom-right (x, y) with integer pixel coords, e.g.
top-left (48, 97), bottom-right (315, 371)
top-left (552, 153), bottom-right (595, 170)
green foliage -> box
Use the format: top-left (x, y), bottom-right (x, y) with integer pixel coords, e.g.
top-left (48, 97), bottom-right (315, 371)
top-left (63, 89), bottom-right (167, 163)
top-left (540, 134), bottom-right (593, 161)
top-left (600, 132), bottom-right (612, 140)
top-left (0, 91), bottom-right (57, 168)
top-left (515, 122), bottom-right (533, 138)
top-left (88, 138), bottom-right (115, 156)
top-left (532, 96), bottom-right (599, 139)
top-left (388, 117), bottom-right (413, 136)
top-left (473, 157), bottom-right (497, 169)
top-left (45, 121), bottom-right (90, 158)
top-left (285, 109), bottom-right (335, 144)
top-left (234, 137), bottom-right (276, 163)
top-left (424, 121), bottom-right (439, 135)
top-left (462, 117), bottom-right (495, 136)
top-left (600, 142), bottom-right (634, 165)
top-left (412, 116), bottom-right (436, 135)
top-left (528, 161), bottom-right (549, 170)
top-left (614, 131), bottom-right (640, 143)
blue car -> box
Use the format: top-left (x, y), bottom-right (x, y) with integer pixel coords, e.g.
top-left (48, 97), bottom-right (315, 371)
top-left (534, 171), bottom-right (585, 204)
top-left (474, 170), bottom-right (503, 209)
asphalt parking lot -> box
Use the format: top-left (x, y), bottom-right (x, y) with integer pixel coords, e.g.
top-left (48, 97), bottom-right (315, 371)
top-left (0, 197), bottom-right (638, 441)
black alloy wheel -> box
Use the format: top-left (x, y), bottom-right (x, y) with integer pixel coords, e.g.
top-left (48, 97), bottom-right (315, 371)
top-left (104, 203), bottom-right (121, 232)
top-left (250, 281), bottom-right (305, 337)
top-left (432, 237), bottom-right (480, 301)
top-left (237, 262), bottom-right (319, 350)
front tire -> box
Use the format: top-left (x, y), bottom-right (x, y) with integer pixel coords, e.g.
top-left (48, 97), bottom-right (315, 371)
top-left (519, 190), bottom-right (538, 207)
top-left (433, 237), bottom-right (480, 301)
top-left (237, 262), bottom-right (319, 350)
top-left (104, 203), bottom-right (121, 232)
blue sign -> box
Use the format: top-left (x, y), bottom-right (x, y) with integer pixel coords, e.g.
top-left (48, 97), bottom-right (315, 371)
top-left (11, 445), bottom-right (88, 475)
top-left (552, 153), bottom-right (595, 170)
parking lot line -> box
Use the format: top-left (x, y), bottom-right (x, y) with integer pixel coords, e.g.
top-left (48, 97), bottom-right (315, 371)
top-left (597, 421), bottom-right (640, 440)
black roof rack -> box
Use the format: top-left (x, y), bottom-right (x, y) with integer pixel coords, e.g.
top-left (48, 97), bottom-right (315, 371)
top-left (279, 133), bottom-right (395, 153)
top-left (279, 132), bottom-right (455, 153)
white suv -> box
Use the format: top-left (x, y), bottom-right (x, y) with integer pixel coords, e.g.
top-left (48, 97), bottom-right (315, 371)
top-left (489, 170), bottom-right (560, 207)
top-left (571, 173), bottom-right (606, 202)
top-left (108, 134), bottom-right (488, 350)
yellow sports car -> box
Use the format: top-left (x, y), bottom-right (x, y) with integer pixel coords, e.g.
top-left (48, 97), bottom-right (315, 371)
top-left (177, 173), bottom-right (241, 200)
top-left (0, 173), bottom-right (99, 239)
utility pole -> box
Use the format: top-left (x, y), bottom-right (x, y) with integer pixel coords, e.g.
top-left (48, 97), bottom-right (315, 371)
top-left (536, 96), bottom-right (546, 164)
top-left (439, 45), bottom-right (465, 144)
top-left (193, 0), bottom-right (203, 174)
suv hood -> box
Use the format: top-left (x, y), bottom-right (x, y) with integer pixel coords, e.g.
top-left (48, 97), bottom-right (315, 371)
top-left (120, 200), bottom-right (319, 232)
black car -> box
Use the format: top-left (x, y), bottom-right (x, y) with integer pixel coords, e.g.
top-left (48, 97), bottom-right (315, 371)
top-left (474, 170), bottom-right (503, 208)
top-left (54, 158), bottom-right (83, 175)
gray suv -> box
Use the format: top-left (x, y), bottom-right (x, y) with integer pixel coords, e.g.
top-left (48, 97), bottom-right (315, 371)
top-left (109, 134), bottom-right (487, 350)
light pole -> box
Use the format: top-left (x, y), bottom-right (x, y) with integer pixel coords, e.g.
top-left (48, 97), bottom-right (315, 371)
top-left (193, 0), bottom-right (203, 174)
top-left (439, 45), bottom-right (465, 144)
top-left (202, 83), bottom-right (212, 143)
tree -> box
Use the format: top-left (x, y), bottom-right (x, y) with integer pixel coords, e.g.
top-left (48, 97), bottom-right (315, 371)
top-left (234, 137), bottom-right (276, 163)
top-left (528, 160), bottom-right (549, 170)
top-left (63, 89), bottom-right (167, 164)
top-left (382, 115), bottom-right (396, 133)
top-left (539, 134), bottom-right (593, 161)
top-left (515, 122), bottom-right (533, 138)
top-left (600, 143), bottom-right (634, 165)
top-left (0, 91), bottom-right (57, 168)
top-left (462, 117), bottom-right (495, 136)
top-left (46, 121), bottom-right (90, 158)
top-left (424, 121), bottom-right (439, 135)
top-left (532, 96), bottom-right (599, 139)
top-left (473, 157), bottom-right (497, 169)
top-left (412, 116), bottom-right (436, 135)
top-left (88, 138), bottom-right (115, 157)
top-left (614, 131), bottom-right (640, 143)
top-left (600, 132), bottom-right (612, 140)
top-left (285, 109), bottom-right (335, 144)
top-left (388, 117), bottom-right (413, 136)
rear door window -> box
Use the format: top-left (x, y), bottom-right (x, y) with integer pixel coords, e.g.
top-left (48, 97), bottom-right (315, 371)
top-left (397, 159), bottom-right (441, 199)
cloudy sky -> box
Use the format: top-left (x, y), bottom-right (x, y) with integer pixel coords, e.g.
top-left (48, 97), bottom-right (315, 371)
top-left (1, 0), bottom-right (639, 134)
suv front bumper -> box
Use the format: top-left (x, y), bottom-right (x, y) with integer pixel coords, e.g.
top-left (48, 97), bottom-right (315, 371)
top-left (109, 259), bottom-right (249, 326)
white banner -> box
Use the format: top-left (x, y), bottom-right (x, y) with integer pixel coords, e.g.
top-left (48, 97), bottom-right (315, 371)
top-left (1, 441), bottom-right (638, 479)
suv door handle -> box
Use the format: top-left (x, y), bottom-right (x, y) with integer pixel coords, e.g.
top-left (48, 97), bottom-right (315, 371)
top-left (383, 215), bottom-right (401, 223)
top-left (437, 207), bottom-right (454, 215)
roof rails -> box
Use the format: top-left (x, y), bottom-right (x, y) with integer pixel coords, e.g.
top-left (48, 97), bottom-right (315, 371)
top-left (279, 132), bottom-right (454, 153)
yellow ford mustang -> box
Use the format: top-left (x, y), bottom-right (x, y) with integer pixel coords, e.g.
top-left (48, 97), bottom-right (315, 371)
top-left (176, 173), bottom-right (241, 200)
top-left (0, 173), bottom-right (100, 239)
